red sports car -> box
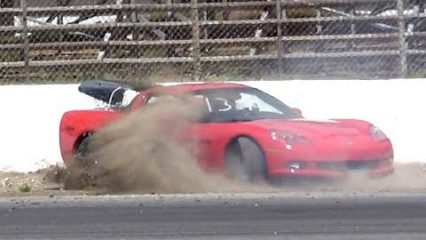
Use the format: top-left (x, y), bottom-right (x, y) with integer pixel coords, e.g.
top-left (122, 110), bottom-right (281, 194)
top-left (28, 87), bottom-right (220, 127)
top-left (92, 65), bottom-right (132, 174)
top-left (59, 80), bottom-right (394, 181)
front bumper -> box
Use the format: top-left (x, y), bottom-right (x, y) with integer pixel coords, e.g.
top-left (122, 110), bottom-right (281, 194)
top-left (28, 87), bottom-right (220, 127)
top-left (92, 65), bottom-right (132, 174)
top-left (264, 139), bottom-right (394, 179)
top-left (268, 159), bottom-right (394, 178)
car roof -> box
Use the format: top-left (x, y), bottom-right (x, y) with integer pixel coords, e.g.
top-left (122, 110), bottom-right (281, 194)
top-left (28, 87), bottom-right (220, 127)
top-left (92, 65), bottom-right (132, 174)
top-left (146, 82), bottom-right (249, 95)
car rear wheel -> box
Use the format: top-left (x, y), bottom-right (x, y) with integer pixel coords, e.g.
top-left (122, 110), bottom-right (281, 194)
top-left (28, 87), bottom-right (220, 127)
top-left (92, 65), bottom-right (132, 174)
top-left (75, 136), bottom-right (98, 169)
top-left (64, 135), bottom-right (99, 189)
top-left (225, 137), bottom-right (266, 182)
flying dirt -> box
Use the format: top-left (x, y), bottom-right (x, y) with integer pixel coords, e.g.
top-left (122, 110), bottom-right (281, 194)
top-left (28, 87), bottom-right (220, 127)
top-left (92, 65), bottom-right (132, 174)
top-left (62, 95), bottom-right (267, 193)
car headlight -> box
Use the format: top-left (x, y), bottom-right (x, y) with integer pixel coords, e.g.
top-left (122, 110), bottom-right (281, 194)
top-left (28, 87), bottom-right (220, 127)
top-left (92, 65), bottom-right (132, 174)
top-left (369, 126), bottom-right (388, 141)
top-left (271, 130), bottom-right (309, 144)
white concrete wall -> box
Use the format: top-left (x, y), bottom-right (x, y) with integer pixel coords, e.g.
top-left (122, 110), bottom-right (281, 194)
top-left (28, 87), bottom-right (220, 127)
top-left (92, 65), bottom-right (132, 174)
top-left (0, 84), bottom-right (97, 172)
top-left (0, 79), bottom-right (425, 172)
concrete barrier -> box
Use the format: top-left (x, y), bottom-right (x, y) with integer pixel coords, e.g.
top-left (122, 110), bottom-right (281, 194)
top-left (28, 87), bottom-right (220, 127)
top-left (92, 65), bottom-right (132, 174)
top-left (0, 79), bottom-right (425, 172)
top-left (0, 84), bottom-right (96, 172)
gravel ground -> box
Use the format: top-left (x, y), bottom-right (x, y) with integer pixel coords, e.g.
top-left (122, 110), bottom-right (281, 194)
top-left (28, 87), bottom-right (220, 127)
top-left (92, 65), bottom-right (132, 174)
top-left (0, 164), bottom-right (425, 197)
top-left (0, 166), bottom-right (90, 197)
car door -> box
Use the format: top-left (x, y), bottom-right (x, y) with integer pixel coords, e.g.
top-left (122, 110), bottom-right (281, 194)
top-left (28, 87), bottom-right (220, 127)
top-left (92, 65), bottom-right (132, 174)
top-left (188, 94), bottom-right (238, 171)
top-left (190, 122), bottom-right (234, 171)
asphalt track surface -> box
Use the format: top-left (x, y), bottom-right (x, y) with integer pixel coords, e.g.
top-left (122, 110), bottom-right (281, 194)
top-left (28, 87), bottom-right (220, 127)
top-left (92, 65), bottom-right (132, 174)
top-left (1, 192), bottom-right (426, 239)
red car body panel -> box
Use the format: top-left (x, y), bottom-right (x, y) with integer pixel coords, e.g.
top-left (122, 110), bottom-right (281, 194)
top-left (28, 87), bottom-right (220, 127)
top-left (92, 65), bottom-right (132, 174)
top-left (59, 82), bottom-right (394, 178)
top-left (60, 110), bottom-right (122, 166)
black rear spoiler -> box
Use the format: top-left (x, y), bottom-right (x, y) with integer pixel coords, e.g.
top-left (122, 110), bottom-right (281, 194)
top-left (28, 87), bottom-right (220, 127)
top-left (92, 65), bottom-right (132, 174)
top-left (78, 79), bottom-right (151, 105)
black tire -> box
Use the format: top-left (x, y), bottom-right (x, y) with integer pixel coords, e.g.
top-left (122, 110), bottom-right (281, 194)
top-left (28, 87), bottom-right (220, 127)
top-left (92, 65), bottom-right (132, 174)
top-left (64, 135), bottom-right (98, 190)
top-left (75, 136), bottom-right (98, 170)
top-left (225, 137), bottom-right (266, 182)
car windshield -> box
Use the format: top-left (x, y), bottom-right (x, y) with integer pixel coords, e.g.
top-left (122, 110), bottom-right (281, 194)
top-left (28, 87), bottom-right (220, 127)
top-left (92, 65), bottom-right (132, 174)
top-left (194, 87), bottom-right (299, 122)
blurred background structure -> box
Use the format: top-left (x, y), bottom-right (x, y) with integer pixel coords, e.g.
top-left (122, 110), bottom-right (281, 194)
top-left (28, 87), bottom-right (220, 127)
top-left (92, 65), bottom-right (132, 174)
top-left (0, 0), bottom-right (425, 83)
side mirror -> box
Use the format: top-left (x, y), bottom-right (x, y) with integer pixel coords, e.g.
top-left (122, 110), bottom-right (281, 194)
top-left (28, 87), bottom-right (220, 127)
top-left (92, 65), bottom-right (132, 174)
top-left (292, 107), bottom-right (303, 118)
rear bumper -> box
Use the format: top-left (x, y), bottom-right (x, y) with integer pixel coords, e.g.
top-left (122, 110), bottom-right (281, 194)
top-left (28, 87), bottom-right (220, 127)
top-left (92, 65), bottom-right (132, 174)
top-left (60, 131), bottom-right (76, 167)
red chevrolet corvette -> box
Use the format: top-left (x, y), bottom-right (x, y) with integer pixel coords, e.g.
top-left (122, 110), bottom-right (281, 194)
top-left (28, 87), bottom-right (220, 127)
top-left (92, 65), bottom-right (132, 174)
top-left (60, 80), bottom-right (394, 181)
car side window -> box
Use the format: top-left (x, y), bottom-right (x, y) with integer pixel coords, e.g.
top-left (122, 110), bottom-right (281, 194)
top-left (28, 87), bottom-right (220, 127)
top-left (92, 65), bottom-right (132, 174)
top-left (209, 97), bottom-right (233, 112)
top-left (236, 93), bottom-right (283, 114)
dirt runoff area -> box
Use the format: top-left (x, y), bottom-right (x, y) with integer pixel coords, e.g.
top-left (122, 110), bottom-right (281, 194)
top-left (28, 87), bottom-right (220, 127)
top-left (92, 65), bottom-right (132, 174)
top-left (0, 163), bottom-right (425, 197)
top-left (0, 166), bottom-right (89, 197)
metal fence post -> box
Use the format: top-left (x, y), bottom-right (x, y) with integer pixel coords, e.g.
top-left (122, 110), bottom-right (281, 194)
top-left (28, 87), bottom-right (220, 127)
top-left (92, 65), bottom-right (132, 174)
top-left (190, 0), bottom-right (201, 81)
top-left (397, 0), bottom-right (407, 78)
top-left (20, 0), bottom-right (30, 82)
top-left (276, 0), bottom-right (283, 77)
top-left (57, 0), bottom-right (65, 56)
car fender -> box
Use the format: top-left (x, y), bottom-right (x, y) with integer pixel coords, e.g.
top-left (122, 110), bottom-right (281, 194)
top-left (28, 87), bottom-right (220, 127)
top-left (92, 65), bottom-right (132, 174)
top-left (59, 110), bottom-right (121, 166)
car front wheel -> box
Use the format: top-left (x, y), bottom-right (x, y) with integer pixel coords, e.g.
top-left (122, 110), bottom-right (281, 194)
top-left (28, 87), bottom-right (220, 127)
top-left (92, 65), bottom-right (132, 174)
top-left (225, 137), bottom-right (267, 182)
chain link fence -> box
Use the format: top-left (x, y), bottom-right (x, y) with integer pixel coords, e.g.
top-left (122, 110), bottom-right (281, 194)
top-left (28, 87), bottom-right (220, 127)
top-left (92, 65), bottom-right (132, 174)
top-left (0, 0), bottom-right (425, 83)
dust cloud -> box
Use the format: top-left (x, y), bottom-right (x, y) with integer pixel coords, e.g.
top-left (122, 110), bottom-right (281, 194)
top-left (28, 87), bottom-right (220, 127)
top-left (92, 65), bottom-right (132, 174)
top-left (66, 95), bottom-right (263, 194)
top-left (331, 163), bottom-right (426, 192)
top-left (273, 163), bottom-right (426, 193)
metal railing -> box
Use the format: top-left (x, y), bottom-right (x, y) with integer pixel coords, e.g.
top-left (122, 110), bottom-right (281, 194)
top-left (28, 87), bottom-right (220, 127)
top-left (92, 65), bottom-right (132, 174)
top-left (0, 0), bottom-right (425, 83)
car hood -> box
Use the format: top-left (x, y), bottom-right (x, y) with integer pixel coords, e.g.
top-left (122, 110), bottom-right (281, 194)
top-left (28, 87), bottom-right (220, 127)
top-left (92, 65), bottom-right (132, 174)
top-left (246, 119), bottom-right (364, 138)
